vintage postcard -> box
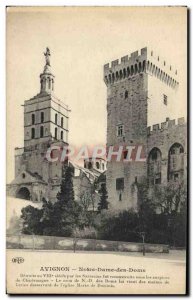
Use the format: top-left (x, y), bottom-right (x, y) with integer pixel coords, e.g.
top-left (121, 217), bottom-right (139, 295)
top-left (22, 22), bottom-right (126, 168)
top-left (6, 6), bottom-right (187, 294)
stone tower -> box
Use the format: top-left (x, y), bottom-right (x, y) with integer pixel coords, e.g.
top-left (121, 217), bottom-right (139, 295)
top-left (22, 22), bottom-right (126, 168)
top-left (104, 47), bottom-right (179, 211)
top-left (8, 48), bottom-right (70, 202)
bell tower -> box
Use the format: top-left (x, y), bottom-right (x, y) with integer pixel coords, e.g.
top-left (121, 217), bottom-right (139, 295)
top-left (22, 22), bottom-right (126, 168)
top-left (40, 47), bottom-right (55, 94)
top-left (23, 48), bottom-right (69, 149)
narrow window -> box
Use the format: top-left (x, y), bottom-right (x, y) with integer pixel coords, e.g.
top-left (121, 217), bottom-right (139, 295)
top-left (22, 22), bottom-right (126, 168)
top-left (163, 94), bottom-right (168, 105)
top-left (125, 90), bottom-right (128, 99)
top-left (96, 162), bottom-right (100, 169)
top-left (117, 124), bottom-right (124, 137)
top-left (31, 128), bottom-right (35, 139)
top-left (41, 112), bottom-right (44, 123)
top-left (40, 126), bottom-right (44, 138)
top-left (116, 178), bottom-right (124, 190)
top-left (61, 131), bottom-right (63, 140)
top-left (119, 193), bottom-right (122, 201)
top-left (55, 114), bottom-right (58, 124)
top-left (61, 117), bottom-right (64, 128)
top-left (55, 127), bottom-right (57, 139)
top-left (32, 114), bottom-right (35, 125)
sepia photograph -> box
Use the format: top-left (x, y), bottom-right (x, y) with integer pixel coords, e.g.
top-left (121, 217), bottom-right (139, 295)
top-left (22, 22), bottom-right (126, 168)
top-left (6, 6), bottom-right (187, 294)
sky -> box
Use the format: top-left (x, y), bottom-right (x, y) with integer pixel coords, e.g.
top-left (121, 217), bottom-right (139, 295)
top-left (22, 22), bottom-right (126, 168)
top-left (7, 6), bottom-right (187, 181)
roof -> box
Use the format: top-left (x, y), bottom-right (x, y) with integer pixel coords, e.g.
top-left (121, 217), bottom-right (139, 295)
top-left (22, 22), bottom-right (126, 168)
top-left (8, 170), bottom-right (47, 186)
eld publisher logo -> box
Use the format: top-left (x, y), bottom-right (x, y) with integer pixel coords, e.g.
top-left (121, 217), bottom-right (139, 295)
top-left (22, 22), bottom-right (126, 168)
top-left (12, 257), bottom-right (24, 264)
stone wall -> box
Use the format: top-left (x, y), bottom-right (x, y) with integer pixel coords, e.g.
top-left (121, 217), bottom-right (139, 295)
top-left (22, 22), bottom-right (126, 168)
top-left (6, 234), bottom-right (169, 253)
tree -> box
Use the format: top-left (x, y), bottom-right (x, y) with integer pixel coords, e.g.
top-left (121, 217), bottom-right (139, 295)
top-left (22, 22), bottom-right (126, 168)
top-left (57, 166), bottom-right (74, 204)
top-left (21, 205), bottom-right (43, 235)
top-left (98, 184), bottom-right (108, 212)
top-left (151, 180), bottom-right (187, 215)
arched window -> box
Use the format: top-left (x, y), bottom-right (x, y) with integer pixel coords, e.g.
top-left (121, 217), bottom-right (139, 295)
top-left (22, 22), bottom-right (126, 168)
top-left (142, 60), bottom-right (146, 72)
top-left (131, 65), bottom-right (134, 76)
top-left (41, 112), bottom-right (44, 123)
top-left (112, 73), bottom-right (115, 83)
top-left (125, 90), bottom-right (128, 99)
top-left (127, 67), bottom-right (130, 77)
top-left (135, 64), bottom-right (138, 74)
top-left (96, 162), bottom-right (100, 169)
top-left (55, 127), bottom-right (57, 139)
top-left (48, 78), bottom-right (51, 89)
top-left (168, 143), bottom-right (184, 182)
top-left (61, 131), bottom-right (63, 140)
top-left (32, 114), bottom-right (35, 125)
top-left (61, 117), bottom-right (64, 128)
top-left (148, 148), bottom-right (162, 185)
top-left (55, 114), bottom-right (58, 124)
top-left (119, 70), bottom-right (123, 79)
top-left (123, 68), bottom-right (126, 78)
top-left (31, 128), bottom-right (35, 139)
top-left (139, 62), bottom-right (142, 72)
top-left (40, 126), bottom-right (44, 138)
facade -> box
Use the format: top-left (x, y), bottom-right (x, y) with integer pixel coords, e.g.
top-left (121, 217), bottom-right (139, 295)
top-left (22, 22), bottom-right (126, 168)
top-left (104, 47), bottom-right (187, 211)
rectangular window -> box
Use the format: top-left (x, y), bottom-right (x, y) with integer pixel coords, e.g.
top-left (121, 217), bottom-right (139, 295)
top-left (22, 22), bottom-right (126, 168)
top-left (41, 112), bottom-right (44, 123)
top-left (163, 94), bottom-right (168, 105)
top-left (117, 124), bottom-right (124, 137)
top-left (32, 114), bottom-right (35, 125)
top-left (116, 178), bottom-right (124, 190)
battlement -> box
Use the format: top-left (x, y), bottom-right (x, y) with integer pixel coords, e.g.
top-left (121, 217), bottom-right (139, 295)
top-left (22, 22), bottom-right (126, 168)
top-left (147, 117), bottom-right (186, 135)
top-left (104, 47), bottom-right (179, 89)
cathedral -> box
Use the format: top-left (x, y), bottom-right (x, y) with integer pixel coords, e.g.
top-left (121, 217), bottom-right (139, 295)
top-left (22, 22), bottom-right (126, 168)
top-left (7, 47), bottom-right (187, 212)
top-left (7, 48), bottom-right (105, 204)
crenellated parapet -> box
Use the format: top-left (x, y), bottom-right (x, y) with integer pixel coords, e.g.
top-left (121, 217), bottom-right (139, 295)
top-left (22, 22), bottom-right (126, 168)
top-left (104, 47), bottom-right (179, 89)
top-left (147, 117), bottom-right (186, 135)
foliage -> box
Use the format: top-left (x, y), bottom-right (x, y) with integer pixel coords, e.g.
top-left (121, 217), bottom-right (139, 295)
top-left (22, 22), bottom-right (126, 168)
top-left (21, 166), bottom-right (84, 236)
top-left (98, 183), bottom-right (108, 212)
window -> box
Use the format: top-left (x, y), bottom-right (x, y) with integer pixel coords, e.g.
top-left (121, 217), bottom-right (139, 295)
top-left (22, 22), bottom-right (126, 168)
top-left (31, 128), bottom-right (35, 139)
top-left (117, 124), bottom-right (124, 137)
top-left (32, 114), bottom-right (35, 125)
top-left (163, 94), bottom-right (168, 105)
top-left (116, 178), bottom-right (124, 190)
top-left (155, 173), bottom-right (161, 184)
top-left (41, 112), bottom-right (44, 123)
top-left (119, 193), bottom-right (122, 201)
top-left (55, 127), bottom-right (57, 139)
top-left (61, 117), bottom-right (64, 128)
top-left (148, 148), bottom-right (162, 185)
top-left (123, 150), bottom-right (128, 159)
top-left (61, 131), bottom-right (63, 140)
top-left (125, 90), bottom-right (128, 99)
top-left (168, 143), bottom-right (184, 181)
top-left (40, 126), bottom-right (44, 138)
top-left (96, 162), bottom-right (100, 169)
top-left (22, 173), bottom-right (25, 179)
top-left (55, 114), bottom-right (58, 124)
